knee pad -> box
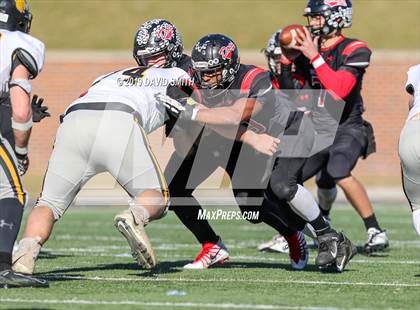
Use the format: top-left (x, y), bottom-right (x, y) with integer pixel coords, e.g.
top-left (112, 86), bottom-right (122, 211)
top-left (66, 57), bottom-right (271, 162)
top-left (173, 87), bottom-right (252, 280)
top-left (268, 181), bottom-right (298, 202)
top-left (317, 187), bottom-right (337, 212)
top-left (315, 169), bottom-right (336, 189)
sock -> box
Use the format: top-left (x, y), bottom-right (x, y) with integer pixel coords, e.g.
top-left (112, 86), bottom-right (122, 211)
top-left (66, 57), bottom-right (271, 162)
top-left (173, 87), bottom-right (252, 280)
top-left (0, 252), bottom-right (12, 271)
top-left (309, 213), bottom-right (332, 236)
top-left (129, 204), bottom-right (150, 226)
top-left (363, 213), bottom-right (381, 231)
top-left (173, 205), bottom-right (219, 244)
top-left (0, 198), bottom-right (24, 265)
top-left (289, 185), bottom-right (320, 222)
top-left (320, 208), bottom-right (330, 217)
top-left (317, 187), bottom-right (337, 215)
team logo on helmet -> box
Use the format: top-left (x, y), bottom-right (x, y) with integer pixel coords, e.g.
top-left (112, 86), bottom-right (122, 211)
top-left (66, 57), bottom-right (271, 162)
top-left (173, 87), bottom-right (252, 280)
top-left (156, 23), bottom-right (174, 41)
top-left (219, 42), bottom-right (236, 60)
top-left (325, 0), bottom-right (347, 7)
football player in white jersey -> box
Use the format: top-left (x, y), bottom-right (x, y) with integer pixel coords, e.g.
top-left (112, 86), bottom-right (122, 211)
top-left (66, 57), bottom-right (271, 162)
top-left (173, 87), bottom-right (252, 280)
top-left (399, 64), bottom-right (420, 235)
top-left (12, 19), bottom-right (277, 274)
top-left (0, 0), bottom-right (48, 288)
top-left (12, 20), bottom-right (188, 274)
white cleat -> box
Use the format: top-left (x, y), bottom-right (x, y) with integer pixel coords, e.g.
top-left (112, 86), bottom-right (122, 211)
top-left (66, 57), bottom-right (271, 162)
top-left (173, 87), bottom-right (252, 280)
top-left (184, 238), bottom-right (229, 269)
top-left (114, 211), bottom-right (156, 269)
top-left (257, 234), bottom-right (289, 254)
top-left (12, 237), bottom-right (42, 275)
top-left (364, 227), bottom-right (389, 254)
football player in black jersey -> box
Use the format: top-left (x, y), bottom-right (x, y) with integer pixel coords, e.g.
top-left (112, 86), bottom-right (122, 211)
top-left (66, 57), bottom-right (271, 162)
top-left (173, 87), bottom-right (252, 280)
top-left (253, 28), bottom-right (357, 272)
top-left (260, 0), bottom-right (388, 254)
top-left (157, 34), bottom-right (311, 270)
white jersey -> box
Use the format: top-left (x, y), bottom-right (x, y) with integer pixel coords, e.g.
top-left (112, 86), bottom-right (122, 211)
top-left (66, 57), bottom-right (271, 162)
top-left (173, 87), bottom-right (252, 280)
top-left (406, 64), bottom-right (420, 121)
top-left (69, 66), bottom-right (190, 133)
top-left (0, 29), bottom-right (45, 93)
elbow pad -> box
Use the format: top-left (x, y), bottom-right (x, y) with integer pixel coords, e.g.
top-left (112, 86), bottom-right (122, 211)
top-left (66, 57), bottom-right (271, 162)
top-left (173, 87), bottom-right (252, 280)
top-left (9, 79), bottom-right (32, 94)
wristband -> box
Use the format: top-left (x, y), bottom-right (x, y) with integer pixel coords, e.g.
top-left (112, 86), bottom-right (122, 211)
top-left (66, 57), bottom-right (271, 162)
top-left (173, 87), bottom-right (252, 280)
top-left (15, 146), bottom-right (28, 155)
top-left (11, 118), bottom-right (33, 131)
top-left (310, 54), bottom-right (325, 69)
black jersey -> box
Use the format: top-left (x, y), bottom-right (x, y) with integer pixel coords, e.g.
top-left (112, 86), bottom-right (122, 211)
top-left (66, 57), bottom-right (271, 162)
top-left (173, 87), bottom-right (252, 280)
top-left (202, 64), bottom-right (274, 134)
top-left (294, 36), bottom-right (371, 128)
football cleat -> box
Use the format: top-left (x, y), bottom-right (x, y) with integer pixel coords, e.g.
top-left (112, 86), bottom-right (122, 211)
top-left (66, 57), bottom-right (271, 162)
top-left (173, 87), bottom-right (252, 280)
top-left (183, 238), bottom-right (229, 269)
top-left (257, 234), bottom-right (289, 254)
top-left (285, 231), bottom-right (308, 270)
top-left (12, 237), bottom-right (42, 275)
top-left (335, 232), bottom-right (357, 272)
top-left (364, 228), bottom-right (389, 254)
top-left (114, 211), bottom-right (156, 269)
top-left (315, 230), bottom-right (340, 269)
top-left (311, 216), bottom-right (331, 248)
top-left (0, 270), bottom-right (48, 288)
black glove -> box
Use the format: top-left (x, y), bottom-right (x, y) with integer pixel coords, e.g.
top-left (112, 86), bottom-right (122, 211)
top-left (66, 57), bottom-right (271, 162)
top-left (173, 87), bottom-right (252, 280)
top-left (15, 152), bottom-right (29, 176)
top-left (155, 93), bottom-right (197, 121)
top-left (31, 95), bottom-right (50, 122)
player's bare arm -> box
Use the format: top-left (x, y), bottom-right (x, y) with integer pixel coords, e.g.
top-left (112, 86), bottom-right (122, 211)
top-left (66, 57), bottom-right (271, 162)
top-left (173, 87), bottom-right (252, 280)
top-left (9, 64), bottom-right (32, 175)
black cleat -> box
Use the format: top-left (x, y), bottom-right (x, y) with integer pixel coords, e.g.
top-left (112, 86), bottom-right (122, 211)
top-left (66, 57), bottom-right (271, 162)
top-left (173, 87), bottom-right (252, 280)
top-left (315, 230), bottom-right (340, 270)
top-left (0, 269), bottom-right (49, 288)
top-left (335, 232), bottom-right (357, 272)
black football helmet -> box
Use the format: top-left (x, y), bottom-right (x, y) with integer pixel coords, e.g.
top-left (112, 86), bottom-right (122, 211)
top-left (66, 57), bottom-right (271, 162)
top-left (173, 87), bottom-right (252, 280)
top-left (303, 0), bottom-right (352, 36)
top-left (263, 29), bottom-right (283, 76)
top-left (133, 19), bottom-right (183, 68)
top-left (0, 0), bottom-right (32, 33)
top-left (191, 34), bottom-right (240, 91)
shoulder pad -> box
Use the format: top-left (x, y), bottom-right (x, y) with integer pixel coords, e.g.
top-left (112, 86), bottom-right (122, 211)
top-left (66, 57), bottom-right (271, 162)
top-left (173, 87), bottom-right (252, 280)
top-left (342, 40), bottom-right (371, 69)
top-left (10, 32), bottom-right (45, 78)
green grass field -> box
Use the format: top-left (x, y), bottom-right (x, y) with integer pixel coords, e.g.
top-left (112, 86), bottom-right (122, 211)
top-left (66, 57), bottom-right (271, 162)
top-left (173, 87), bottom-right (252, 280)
top-left (0, 204), bottom-right (419, 309)
top-left (29, 0), bottom-right (420, 50)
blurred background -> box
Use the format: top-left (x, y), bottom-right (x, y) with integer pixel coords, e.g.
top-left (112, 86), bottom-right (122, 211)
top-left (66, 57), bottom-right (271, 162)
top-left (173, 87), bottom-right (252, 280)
top-left (25, 0), bottom-right (419, 203)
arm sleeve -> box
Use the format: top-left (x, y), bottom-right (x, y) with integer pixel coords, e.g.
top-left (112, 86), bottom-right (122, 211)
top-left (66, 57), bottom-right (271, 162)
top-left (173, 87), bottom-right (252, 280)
top-left (311, 42), bottom-right (371, 100)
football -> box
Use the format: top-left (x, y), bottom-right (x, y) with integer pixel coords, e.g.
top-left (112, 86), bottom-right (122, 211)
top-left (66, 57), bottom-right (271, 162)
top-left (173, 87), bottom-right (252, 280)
top-left (280, 24), bottom-right (306, 48)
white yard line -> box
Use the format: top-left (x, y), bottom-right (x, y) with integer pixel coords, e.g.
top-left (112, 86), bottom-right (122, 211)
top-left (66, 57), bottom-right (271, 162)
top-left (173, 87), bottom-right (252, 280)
top-left (51, 235), bottom-right (420, 248)
top-left (0, 298), bottom-right (382, 310)
top-left (41, 246), bottom-right (420, 265)
top-left (40, 274), bottom-right (420, 288)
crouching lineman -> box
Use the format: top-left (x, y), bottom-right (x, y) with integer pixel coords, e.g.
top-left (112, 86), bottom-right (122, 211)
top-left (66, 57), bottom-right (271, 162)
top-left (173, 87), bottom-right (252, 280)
top-left (11, 20), bottom-right (191, 274)
top-left (399, 64), bottom-right (420, 235)
top-left (12, 20), bottom-right (277, 274)
top-left (0, 0), bottom-right (49, 288)
top-left (156, 33), bottom-right (355, 271)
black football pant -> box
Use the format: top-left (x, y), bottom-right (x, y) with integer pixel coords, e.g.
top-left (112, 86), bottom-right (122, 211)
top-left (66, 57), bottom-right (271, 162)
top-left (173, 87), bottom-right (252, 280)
top-left (302, 126), bottom-right (368, 187)
top-left (165, 140), bottom-right (299, 244)
top-left (0, 99), bottom-right (15, 149)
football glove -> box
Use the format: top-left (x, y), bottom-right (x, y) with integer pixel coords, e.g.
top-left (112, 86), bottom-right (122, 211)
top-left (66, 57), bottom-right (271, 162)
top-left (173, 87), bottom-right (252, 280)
top-left (31, 95), bottom-right (50, 123)
top-left (155, 93), bottom-right (198, 121)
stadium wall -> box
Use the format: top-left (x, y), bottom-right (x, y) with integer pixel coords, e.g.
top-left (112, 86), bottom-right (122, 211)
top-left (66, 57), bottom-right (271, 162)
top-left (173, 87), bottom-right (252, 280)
top-left (25, 50), bottom-right (419, 194)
